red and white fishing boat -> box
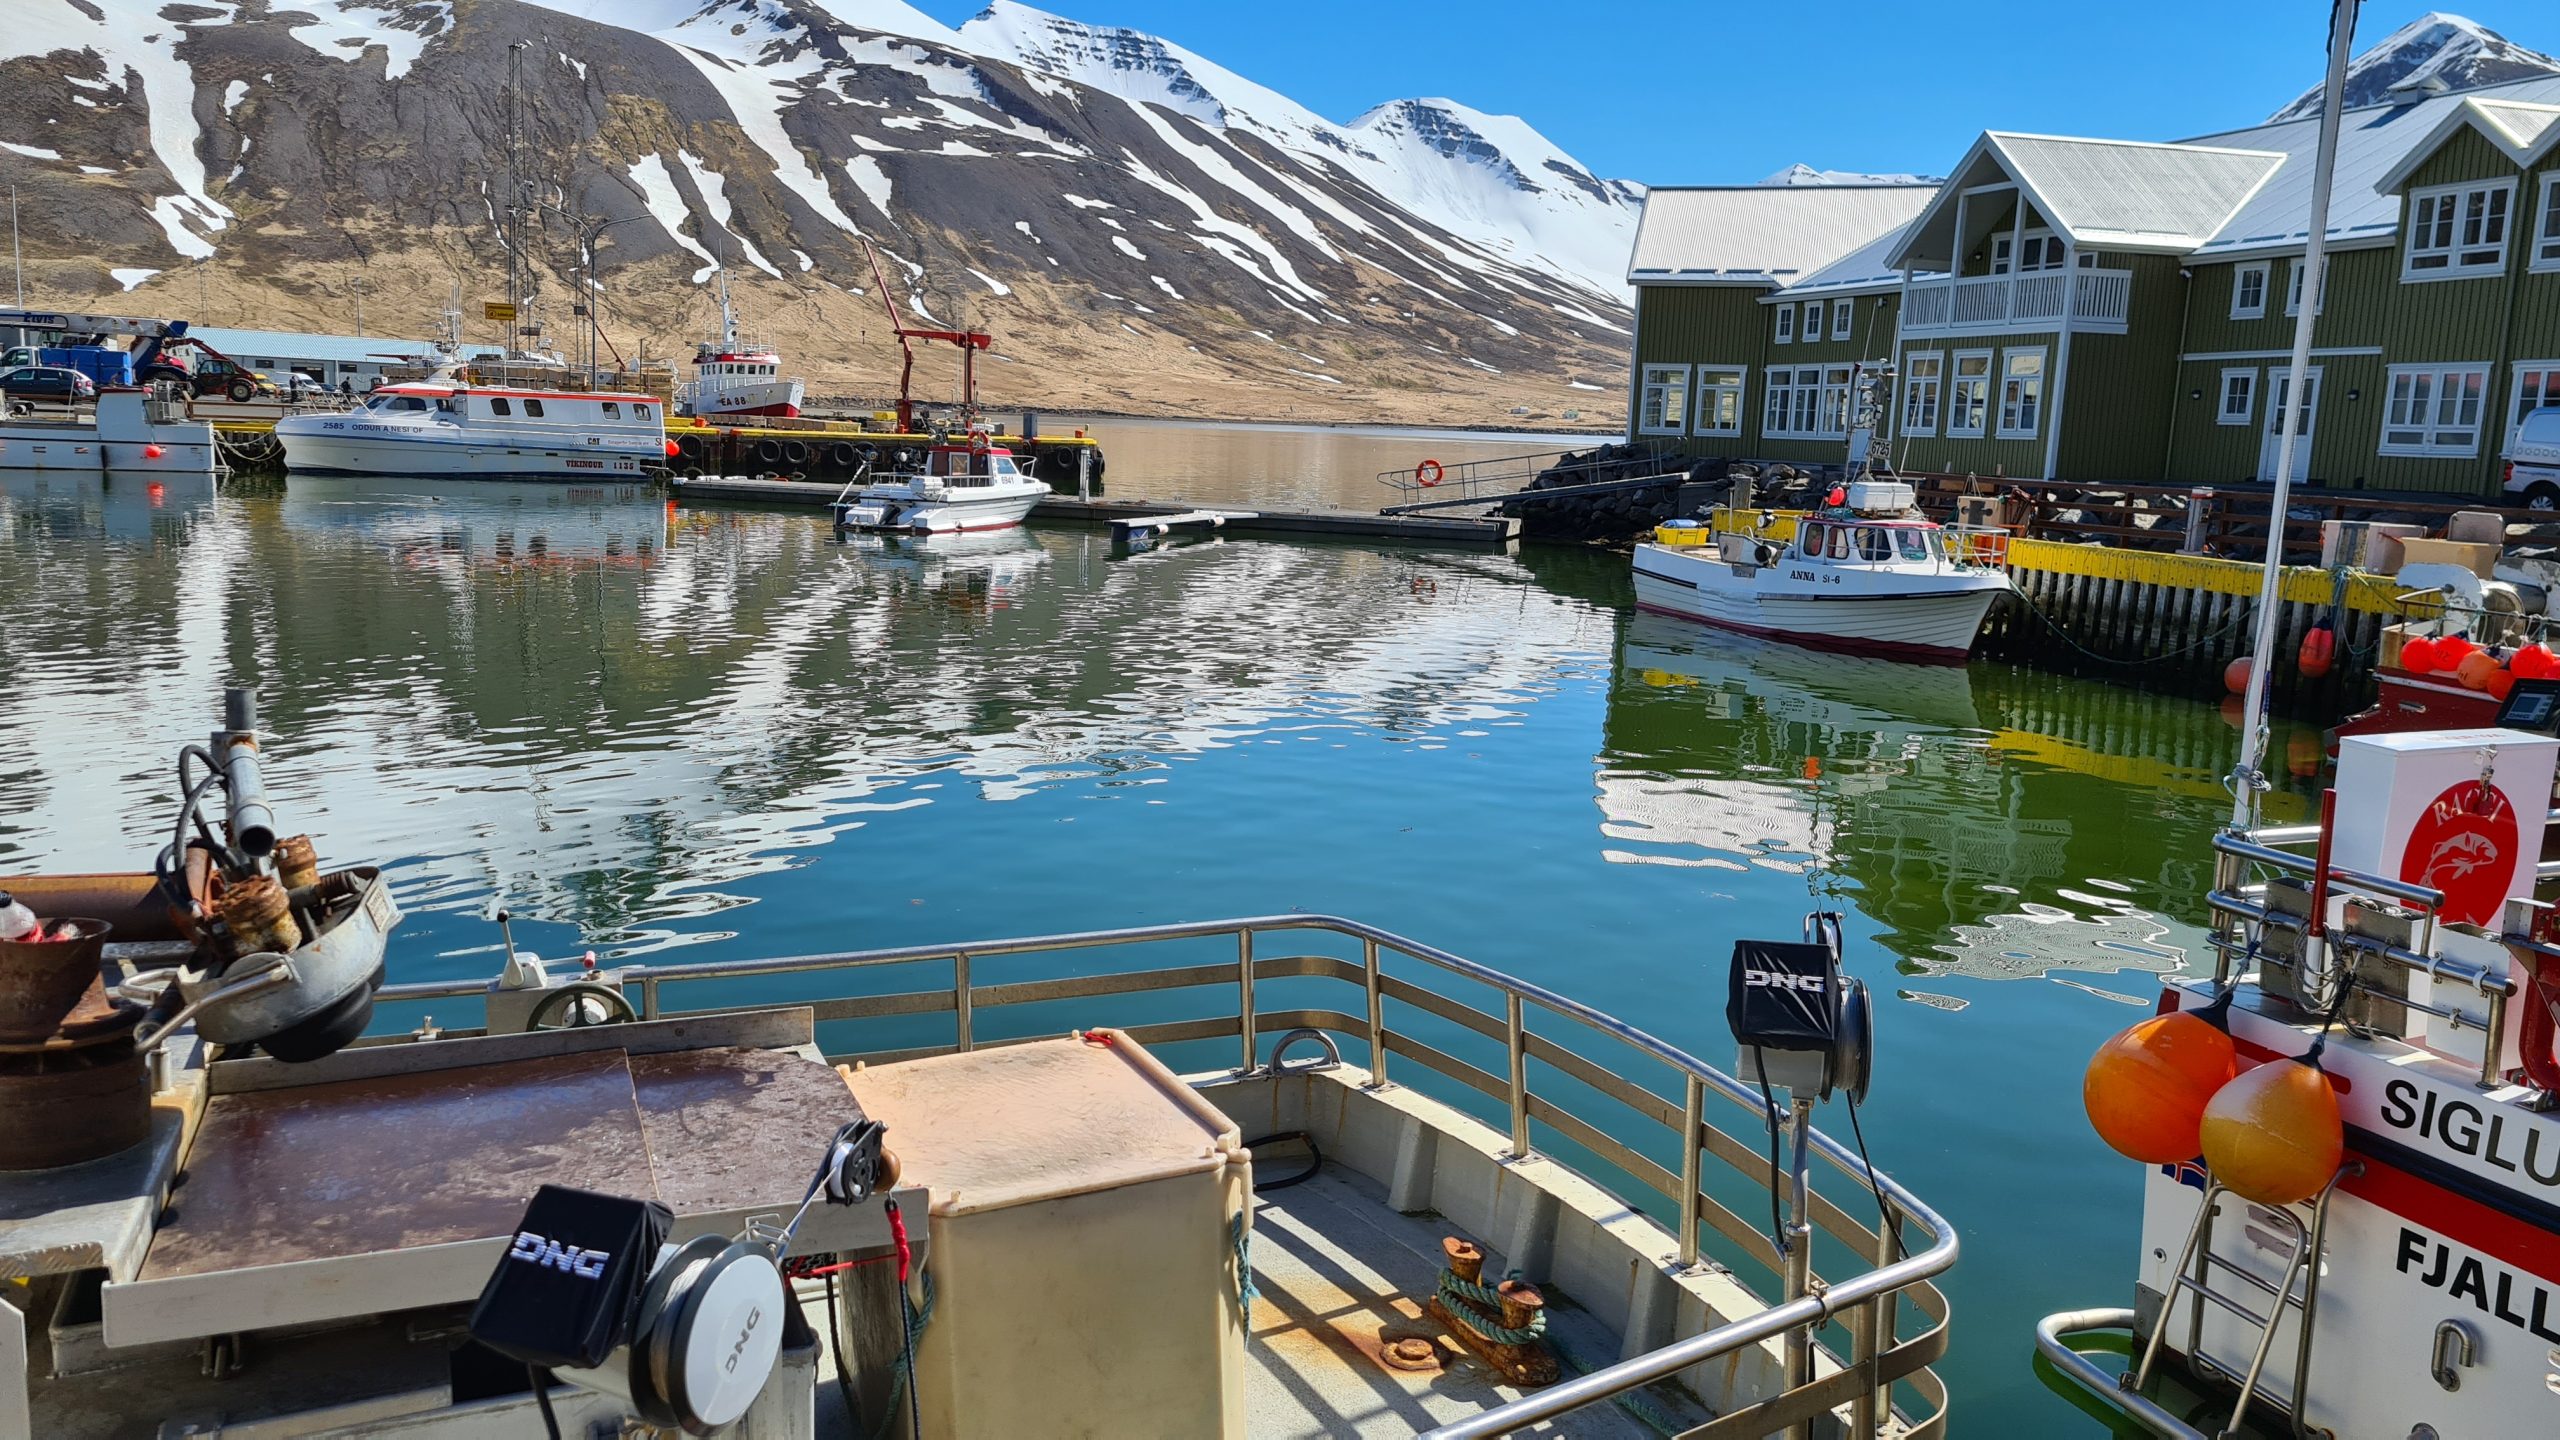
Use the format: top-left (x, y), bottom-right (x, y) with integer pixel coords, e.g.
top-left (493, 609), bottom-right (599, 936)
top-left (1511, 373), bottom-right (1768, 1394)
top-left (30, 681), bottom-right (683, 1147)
top-left (675, 270), bottom-right (804, 421)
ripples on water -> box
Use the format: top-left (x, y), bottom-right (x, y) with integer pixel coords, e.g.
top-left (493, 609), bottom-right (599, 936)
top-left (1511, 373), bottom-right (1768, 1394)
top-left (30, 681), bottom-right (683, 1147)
top-left (0, 468), bottom-right (2320, 1434)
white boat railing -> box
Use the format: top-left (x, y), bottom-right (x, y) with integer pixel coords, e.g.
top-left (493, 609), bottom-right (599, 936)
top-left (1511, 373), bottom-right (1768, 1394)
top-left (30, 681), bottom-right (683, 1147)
top-left (378, 913), bottom-right (1958, 1438)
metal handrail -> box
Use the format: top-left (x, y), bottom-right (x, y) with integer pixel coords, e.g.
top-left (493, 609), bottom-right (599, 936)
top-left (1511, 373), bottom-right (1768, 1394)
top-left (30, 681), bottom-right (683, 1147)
top-left (378, 913), bottom-right (1958, 1438)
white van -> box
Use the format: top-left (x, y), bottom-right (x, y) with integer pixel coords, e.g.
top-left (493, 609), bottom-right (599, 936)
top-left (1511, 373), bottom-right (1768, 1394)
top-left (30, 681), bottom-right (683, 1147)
top-left (2505, 407), bottom-right (2560, 508)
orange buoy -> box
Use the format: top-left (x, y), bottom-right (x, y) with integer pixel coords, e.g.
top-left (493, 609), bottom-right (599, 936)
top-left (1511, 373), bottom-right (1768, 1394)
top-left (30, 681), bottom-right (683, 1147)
top-left (2200, 1056), bottom-right (2343, 1205)
top-left (2223, 656), bottom-right (2252, 695)
top-left (2515, 643), bottom-right (2558, 680)
top-left (2082, 1007), bottom-right (2237, 1164)
top-left (2400, 636), bottom-right (2439, 674)
top-left (2298, 623), bottom-right (2335, 679)
top-left (2489, 667), bottom-right (2517, 701)
top-left (2286, 730), bottom-right (2323, 777)
top-left (2455, 649), bottom-right (2502, 692)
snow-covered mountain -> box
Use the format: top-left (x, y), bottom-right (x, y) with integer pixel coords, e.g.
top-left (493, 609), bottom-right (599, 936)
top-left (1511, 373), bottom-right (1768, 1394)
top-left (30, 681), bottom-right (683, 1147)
top-left (2268, 11), bottom-right (2560, 122)
top-left (0, 0), bottom-right (1642, 425)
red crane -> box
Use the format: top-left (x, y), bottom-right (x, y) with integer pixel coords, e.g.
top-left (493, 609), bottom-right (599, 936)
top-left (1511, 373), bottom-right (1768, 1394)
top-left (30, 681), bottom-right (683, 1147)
top-left (862, 239), bottom-right (990, 433)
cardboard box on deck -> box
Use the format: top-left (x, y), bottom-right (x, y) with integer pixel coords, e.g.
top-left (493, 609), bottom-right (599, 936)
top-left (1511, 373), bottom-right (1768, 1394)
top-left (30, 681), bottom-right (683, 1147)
top-left (2395, 536), bottom-right (2499, 579)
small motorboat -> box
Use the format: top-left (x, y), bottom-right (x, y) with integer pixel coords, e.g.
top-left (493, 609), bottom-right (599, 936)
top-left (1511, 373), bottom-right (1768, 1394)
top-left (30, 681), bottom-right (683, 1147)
top-left (833, 433), bottom-right (1047, 535)
top-left (1631, 480), bottom-right (2010, 663)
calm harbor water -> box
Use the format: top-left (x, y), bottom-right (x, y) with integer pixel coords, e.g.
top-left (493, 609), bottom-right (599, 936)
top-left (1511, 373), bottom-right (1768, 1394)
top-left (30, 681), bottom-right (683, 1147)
top-left (0, 450), bottom-right (2322, 1432)
top-left (1021, 414), bottom-right (1605, 510)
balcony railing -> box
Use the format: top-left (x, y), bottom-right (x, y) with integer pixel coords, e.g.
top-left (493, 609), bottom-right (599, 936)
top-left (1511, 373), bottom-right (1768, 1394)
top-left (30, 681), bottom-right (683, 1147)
top-left (1901, 268), bottom-right (2131, 334)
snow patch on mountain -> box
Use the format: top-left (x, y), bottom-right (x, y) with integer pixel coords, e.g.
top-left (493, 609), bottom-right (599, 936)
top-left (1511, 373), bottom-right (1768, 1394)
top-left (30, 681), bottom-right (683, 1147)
top-left (2270, 12), bottom-right (2560, 121)
top-left (281, 0), bottom-right (453, 82)
top-left (6, 1), bottom-right (232, 257)
top-left (1762, 163), bottom-right (1942, 186)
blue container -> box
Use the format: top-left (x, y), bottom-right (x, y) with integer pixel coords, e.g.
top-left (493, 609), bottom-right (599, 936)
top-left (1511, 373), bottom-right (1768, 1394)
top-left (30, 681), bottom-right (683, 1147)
top-left (38, 346), bottom-right (134, 387)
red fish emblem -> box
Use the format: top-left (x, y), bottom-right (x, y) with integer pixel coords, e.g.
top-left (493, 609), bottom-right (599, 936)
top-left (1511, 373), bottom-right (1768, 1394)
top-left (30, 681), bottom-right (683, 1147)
top-left (2400, 781), bottom-right (2519, 925)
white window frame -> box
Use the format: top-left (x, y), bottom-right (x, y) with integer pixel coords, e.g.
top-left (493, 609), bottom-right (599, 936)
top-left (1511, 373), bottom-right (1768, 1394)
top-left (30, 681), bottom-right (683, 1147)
top-left (2217, 367), bottom-right (2257, 427)
top-left (1901, 351), bottom-right (1944, 437)
top-left (2509, 359), bottom-right (2560, 447)
top-left (2403, 179), bottom-right (2516, 280)
top-left (2016, 229), bottom-right (2067, 274)
top-left (2534, 174), bottom-right (2560, 273)
top-left (1694, 366), bottom-right (1745, 437)
top-left (1763, 365), bottom-right (1851, 441)
top-left (2285, 255), bottom-right (2327, 316)
top-left (1995, 347), bottom-right (2047, 440)
top-left (2379, 363), bottom-right (2490, 457)
top-left (1636, 363), bottom-right (1691, 436)
top-left (1774, 304), bottom-right (1794, 344)
top-left (2230, 262), bottom-right (2268, 320)
top-left (1830, 299), bottom-right (1853, 340)
top-left (1989, 235), bottom-right (2013, 276)
top-left (1947, 350), bottom-right (1992, 438)
top-left (1802, 300), bottom-right (1824, 340)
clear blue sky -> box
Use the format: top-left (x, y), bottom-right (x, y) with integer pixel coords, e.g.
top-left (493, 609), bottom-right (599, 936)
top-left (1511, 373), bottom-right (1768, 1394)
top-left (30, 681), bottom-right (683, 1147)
top-left (917, 3), bottom-right (2560, 183)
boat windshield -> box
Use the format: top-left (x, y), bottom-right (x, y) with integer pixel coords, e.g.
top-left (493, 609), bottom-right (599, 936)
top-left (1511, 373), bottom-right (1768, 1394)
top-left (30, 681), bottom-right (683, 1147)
top-left (1855, 527), bottom-right (1894, 562)
top-left (364, 394), bottom-right (430, 413)
top-left (1896, 527), bottom-right (1932, 561)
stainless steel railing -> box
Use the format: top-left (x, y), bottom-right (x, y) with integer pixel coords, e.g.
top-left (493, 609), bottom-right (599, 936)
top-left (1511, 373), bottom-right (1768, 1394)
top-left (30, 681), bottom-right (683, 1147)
top-left (379, 914), bottom-right (1957, 1438)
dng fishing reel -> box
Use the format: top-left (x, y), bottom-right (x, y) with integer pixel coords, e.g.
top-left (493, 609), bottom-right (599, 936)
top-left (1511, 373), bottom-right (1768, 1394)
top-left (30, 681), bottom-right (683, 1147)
top-left (1727, 910), bottom-right (1873, 1104)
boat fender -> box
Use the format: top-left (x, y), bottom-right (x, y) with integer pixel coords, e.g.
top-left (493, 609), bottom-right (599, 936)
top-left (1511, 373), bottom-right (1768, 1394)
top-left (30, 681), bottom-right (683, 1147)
top-left (2081, 990), bottom-right (2235, 1164)
top-left (783, 440), bottom-right (810, 465)
top-left (756, 438), bottom-right (784, 465)
top-left (2199, 1051), bottom-right (2344, 1206)
top-left (1415, 458), bottom-right (1444, 487)
top-left (830, 442), bottom-right (860, 468)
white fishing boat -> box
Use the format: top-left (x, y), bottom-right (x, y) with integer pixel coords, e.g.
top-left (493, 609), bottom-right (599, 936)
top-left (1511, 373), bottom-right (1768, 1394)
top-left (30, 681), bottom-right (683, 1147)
top-left (275, 374), bottom-right (672, 480)
top-left (2037, 8), bottom-right (2560, 1436)
top-left (832, 435), bottom-right (1046, 534)
top-left (675, 267), bottom-right (805, 421)
top-left (1631, 480), bottom-right (2010, 663)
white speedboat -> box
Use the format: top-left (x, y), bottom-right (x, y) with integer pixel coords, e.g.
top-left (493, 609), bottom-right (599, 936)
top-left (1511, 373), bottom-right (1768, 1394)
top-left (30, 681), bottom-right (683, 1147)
top-left (276, 376), bottom-right (671, 480)
top-left (833, 437), bottom-right (1046, 534)
top-left (1632, 481), bottom-right (2009, 663)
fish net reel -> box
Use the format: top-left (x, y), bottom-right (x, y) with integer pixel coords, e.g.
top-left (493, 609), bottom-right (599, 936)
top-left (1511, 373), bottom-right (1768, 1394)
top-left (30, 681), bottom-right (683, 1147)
top-left (1727, 910), bottom-right (1873, 1106)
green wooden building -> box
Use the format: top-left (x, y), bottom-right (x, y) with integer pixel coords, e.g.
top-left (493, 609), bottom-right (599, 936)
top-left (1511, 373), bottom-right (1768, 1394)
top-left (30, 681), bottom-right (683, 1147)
top-left (1625, 77), bottom-right (2560, 499)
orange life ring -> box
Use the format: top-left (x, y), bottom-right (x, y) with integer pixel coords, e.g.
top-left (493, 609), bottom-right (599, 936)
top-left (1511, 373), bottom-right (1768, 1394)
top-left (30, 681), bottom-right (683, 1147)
top-left (1415, 458), bottom-right (1444, 487)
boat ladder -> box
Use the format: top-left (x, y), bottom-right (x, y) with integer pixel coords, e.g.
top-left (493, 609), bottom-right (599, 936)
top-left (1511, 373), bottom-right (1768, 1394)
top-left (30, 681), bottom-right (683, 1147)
top-left (2131, 1167), bottom-right (2355, 1438)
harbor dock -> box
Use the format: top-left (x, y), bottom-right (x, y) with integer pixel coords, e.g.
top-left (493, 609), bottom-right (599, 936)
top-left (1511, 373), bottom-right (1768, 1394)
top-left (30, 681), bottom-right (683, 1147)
top-left (671, 474), bottom-right (1524, 547)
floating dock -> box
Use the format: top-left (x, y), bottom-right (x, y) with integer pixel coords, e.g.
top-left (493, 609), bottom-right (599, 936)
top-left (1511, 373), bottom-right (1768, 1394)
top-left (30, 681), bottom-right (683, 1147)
top-left (670, 475), bottom-right (1521, 548)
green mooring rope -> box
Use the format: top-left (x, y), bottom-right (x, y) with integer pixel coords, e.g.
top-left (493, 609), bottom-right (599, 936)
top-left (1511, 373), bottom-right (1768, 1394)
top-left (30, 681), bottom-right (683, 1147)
top-left (1436, 1266), bottom-right (1549, 1346)
top-left (1231, 1213), bottom-right (1262, 1326)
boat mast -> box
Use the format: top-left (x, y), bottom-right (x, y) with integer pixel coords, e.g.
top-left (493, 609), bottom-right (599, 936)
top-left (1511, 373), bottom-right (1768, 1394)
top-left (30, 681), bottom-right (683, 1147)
top-left (716, 253), bottom-right (738, 352)
top-left (2229, 0), bottom-right (2356, 829)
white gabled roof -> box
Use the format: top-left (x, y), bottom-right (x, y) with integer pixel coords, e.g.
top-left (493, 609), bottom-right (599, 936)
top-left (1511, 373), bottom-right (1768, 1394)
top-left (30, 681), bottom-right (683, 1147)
top-left (1888, 132), bottom-right (2284, 270)
top-left (2186, 73), bottom-right (2560, 262)
top-left (1766, 222), bottom-right (1928, 300)
top-left (1626, 184), bottom-right (1936, 286)
top-left (2369, 95), bottom-right (2560, 194)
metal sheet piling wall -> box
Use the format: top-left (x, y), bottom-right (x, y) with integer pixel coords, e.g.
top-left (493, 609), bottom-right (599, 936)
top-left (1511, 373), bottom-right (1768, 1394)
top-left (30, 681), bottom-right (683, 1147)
top-left (1980, 538), bottom-right (2426, 712)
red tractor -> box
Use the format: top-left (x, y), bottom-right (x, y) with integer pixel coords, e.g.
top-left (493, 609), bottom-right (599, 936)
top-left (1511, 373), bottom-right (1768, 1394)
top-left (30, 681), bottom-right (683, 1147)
top-left (138, 336), bottom-right (276, 403)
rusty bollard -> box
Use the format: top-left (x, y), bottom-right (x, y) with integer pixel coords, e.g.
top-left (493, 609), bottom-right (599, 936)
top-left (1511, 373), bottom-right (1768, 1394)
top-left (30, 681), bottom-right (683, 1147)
top-left (1430, 1236), bottom-right (1558, 1386)
top-left (217, 876), bottom-right (302, 957)
top-left (274, 835), bottom-right (321, 892)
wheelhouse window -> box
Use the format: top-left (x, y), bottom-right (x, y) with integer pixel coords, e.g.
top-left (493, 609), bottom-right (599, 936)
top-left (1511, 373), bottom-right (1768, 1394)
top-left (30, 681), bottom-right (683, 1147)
top-left (1996, 348), bottom-right (2046, 439)
top-left (1901, 352), bottom-right (1943, 436)
top-left (1854, 526), bottom-right (1893, 561)
top-left (490, 397), bottom-right (513, 416)
top-left (2218, 369), bottom-right (2256, 426)
top-left (2405, 180), bottom-right (2514, 278)
top-left (1797, 522), bottom-right (1826, 558)
top-left (1637, 364), bottom-right (1690, 434)
top-left (2231, 262), bottom-right (2268, 319)
top-left (1830, 300), bottom-right (1853, 340)
top-left (1694, 367), bottom-right (1745, 436)
top-left (524, 398), bottom-right (546, 418)
top-left (635, 405), bottom-right (651, 421)
top-left (1775, 305), bottom-right (1794, 344)
top-left (1947, 352), bottom-right (1991, 437)
top-left (602, 401), bottom-right (620, 418)
top-left (1894, 528), bottom-right (1930, 561)
top-left (2380, 364), bottom-right (2489, 456)
top-left (2512, 361), bottom-right (2560, 445)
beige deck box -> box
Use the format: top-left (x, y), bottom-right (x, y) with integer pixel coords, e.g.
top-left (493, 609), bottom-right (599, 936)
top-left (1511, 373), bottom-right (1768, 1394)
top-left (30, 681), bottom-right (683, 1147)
top-left (845, 1032), bottom-right (1251, 1439)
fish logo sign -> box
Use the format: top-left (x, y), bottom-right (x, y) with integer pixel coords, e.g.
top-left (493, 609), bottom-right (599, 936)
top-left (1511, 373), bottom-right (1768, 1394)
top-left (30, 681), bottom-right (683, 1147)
top-left (2400, 780), bottom-right (2520, 926)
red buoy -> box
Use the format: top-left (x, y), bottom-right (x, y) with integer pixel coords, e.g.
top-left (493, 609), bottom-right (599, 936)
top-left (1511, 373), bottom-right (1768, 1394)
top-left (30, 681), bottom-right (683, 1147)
top-left (143, 443), bottom-right (165, 460)
top-left (2298, 623), bottom-right (2334, 679)
top-left (2514, 643), bottom-right (2558, 680)
top-left (2223, 656), bottom-right (2252, 695)
top-left (2400, 636), bottom-right (2439, 674)
top-left (664, 439), bottom-right (681, 458)
top-left (1826, 486), bottom-right (1847, 507)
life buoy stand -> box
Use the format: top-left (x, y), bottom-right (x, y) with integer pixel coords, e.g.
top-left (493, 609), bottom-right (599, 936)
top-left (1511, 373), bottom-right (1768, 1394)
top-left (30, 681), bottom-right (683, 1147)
top-left (1415, 458), bottom-right (1444, 488)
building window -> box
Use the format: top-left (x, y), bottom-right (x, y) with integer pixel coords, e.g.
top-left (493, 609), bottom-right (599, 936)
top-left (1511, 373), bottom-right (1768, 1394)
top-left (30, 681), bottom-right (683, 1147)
top-left (2285, 256), bottom-right (2327, 316)
top-left (2405, 179), bottom-right (2515, 278)
top-left (1764, 365), bottom-right (1851, 440)
top-left (2380, 364), bottom-right (2489, 456)
top-left (2018, 232), bottom-right (2067, 273)
top-left (2509, 361), bottom-right (2560, 446)
top-left (2231, 262), bottom-right (2268, 319)
top-left (1947, 351), bottom-right (1992, 437)
top-left (1636, 364), bottom-right (1690, 434)
top-left (1901, 352), bottom-right (1943, 436)
top-left (1996, 348), bottom-right (2046, 439)
top-left (1803, 301), bottom-right (1824, 340)
top-left (2218, 368), bottom-right (2256, 426)
top-left (524, 398), bottom-right (546, 418)
top-left (1775, 305), bottom-right (1794, 344)
top-left (1831, 300), bottom-right (1853, 340)
top-left (2536, 175), bottom-right (2560, 272)
top-left (1989, 235), bottom-right (2012, 275)
top-left (1693, 367), bottom-right (1744, 436)
top-left (1816, 365), bottom-right (1852, 435)
top-left (490, 397), bottom-right (512, 416)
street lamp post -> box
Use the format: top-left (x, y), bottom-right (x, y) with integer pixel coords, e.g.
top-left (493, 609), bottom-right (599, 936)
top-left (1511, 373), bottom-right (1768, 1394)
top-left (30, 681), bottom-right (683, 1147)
top-left (579, 215), bottom-right (645, 389)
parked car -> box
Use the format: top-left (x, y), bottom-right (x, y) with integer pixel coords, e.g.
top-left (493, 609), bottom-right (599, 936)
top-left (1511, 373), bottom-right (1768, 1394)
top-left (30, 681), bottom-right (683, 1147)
top-left (0, 365), bottom-right (97, 407)
top-left (2505, 407), bottom-right (2560, 509)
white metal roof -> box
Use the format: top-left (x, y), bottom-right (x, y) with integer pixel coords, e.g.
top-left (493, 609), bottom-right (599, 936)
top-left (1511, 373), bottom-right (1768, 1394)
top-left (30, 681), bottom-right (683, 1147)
top-left (1766, 222), bottom-right (1930, 299)
top-left (2367, 95), bottom-right (2560, 195)
top-left (1625, 184), bottom-right (1936, 286)
top-left (2186, 73), bottom-right (2560, 261)
top-left (1887, 133), bottom-right (2284, 270)
top-left (184, 327), bottom-right (504, 367)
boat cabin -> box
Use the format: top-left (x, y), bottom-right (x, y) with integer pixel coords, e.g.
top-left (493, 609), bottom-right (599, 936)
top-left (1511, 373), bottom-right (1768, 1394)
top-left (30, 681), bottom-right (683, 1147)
top-left (923, 443), bottom-right (1025, 485)
top-left (692, 351), bottom-right (781, 380)
top-left (360, 385), bottom-right (661, 433)
top-left (1793, 517), bottom-right (1944, 565)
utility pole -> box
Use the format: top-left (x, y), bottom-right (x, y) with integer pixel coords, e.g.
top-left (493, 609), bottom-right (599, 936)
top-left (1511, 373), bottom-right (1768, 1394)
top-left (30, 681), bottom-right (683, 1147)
top-left (505, 41), bottom-right (530, 355)
top-left (351, 273), bottom-right (365, 337)
top-left (9, 188), bottom-right (21, 306)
